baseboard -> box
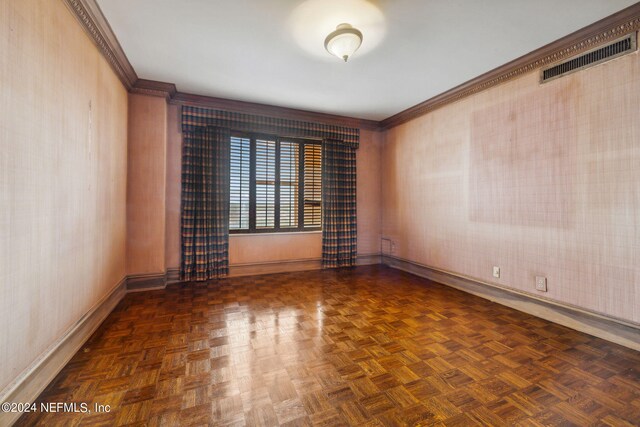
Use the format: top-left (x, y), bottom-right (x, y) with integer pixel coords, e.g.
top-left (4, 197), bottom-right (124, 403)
top-left (382, 255), bottom-right (640, 351)
top-left (127, 269), bottom-right (179, 289)
top-left (166, 268), bottom-right (180, 284)
top-left (356, 253), bottom-right (382, 266)
top-left (228, 253), bottom-right (382, 277)
top-left (229, 258), bottom-right (323, 277)
top-left (0, 276), bottom-right (127, 427)
top-left (130, 256), bottom-right (382, 286)
top-left (126, 272), bottom-right (167, 291)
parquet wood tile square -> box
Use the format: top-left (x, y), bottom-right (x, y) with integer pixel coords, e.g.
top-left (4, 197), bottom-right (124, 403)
top-left (16, 265), bottom-right (640, 426)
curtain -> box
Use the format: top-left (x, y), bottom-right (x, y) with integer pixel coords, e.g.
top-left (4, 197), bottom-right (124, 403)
top-left (182, 105), bottom-right (359, 148)
top-left (180, 126), bottom-right (230, 281)
top-left (179, 106), bottom-right (360, 275)
top-left (322, 139), bottom-right (357, 268)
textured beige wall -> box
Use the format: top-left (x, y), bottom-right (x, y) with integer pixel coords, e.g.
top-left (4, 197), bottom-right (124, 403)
top-left (229, 233), bottom-right (322, 264)
top-left (0, 0), bottom-right (128, 393)
top-left (382, 51), bottom-right (640, 324)
top-left (126, 94), bottom-right (167, 275)
top-left (357, 129), bottom-right (382, 257)
top-left (164, 111), bottom-right (383, 268)
top-left (165, 104), bottom-right (181, 269)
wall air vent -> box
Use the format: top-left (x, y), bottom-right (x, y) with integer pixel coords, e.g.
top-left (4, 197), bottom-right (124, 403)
top-left (541, 33), bottom-right (637, 83)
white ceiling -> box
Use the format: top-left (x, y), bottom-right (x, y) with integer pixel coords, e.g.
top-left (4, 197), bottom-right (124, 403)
top-left (97, 0), bottom-right (637, 121)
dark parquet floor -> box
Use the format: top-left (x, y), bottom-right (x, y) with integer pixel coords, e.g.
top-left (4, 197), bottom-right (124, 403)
top-left (18, 265), bottom-right (640, 426)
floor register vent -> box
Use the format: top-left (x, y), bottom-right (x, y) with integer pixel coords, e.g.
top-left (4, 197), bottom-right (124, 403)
top-left (541, 32), bottom-right (637, 83)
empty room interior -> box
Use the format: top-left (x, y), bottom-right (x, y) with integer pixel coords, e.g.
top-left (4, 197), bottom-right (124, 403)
top-left (2, 0), bottom-right (640, 425)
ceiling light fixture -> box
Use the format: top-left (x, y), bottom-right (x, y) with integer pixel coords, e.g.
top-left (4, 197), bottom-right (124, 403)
top-left (324, 23), bottom-right (363, 62)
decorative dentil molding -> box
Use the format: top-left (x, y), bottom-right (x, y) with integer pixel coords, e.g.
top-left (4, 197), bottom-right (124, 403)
top-left (63, 0), bottom-right (138, 89)
top-left (380, 7), bottom-right (640, 128)
top-left (130, 79), bottom-right (178, 100)
top-left (63, 0), bottom-right (640, 130)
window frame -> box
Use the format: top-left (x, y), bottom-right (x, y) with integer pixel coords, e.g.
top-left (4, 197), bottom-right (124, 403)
top-left (229, 131), bottom-right (322, 234)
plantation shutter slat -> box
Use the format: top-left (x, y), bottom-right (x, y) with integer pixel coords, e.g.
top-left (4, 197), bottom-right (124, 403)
top-left (255, 139), bottom-right (276, 229)
top-left (304, 144), bottom-right (322, 228)
top-left (229, 134), bottom-right (321, 233)
top-left (280, 141), bottom-right (299, 228)
top-left (229, 136), bottom-right (250, 230)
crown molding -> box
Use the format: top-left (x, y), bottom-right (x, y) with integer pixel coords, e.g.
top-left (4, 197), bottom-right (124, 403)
top-left (130, 79), bottom-right (177, 99)
top-left (131, 79), bottom-right (380, 130)
top-left (380, 3), bottom-right (640, 129)
top-left (63, 0), bottom-right (640, 131)
top-left (170, 91), bottom-right (382, 131)
top-left (129, 79), bottom-right (380, 130)
top-left (63, 0), bottom-right (137, 90)
top-left (63, 0), bottom-right (379, 131)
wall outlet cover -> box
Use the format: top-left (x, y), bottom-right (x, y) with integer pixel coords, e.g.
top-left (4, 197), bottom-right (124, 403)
top-left (493, 266), bottom-right (500, 278)
top-left (535, 276), bottom-right (547, 292)
top-left (381, 238), bottom-right (392, 254)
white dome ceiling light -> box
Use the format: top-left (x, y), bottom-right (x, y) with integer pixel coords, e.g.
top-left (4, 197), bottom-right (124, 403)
top-left (289, 0), bottom-right (386, 61)
top-left (324, 23), bottom-right (363, 62)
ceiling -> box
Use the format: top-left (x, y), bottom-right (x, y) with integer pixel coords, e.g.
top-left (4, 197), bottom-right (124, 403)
top-left (97, 0), bottom-right (637, 121)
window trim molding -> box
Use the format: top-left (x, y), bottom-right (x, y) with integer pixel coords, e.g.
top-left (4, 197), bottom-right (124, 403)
top-left (229, 230), bottom-right (322, 237)
top-left (229, 131), bottom-right (322, 234)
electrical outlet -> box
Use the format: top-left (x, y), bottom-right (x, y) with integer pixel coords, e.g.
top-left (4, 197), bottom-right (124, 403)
top-left (381, 238), bottom-right (392, 254)
top-left (535, 276), bottom-right (547, 292)
top-left (492, 266), bottom-right (500, 278)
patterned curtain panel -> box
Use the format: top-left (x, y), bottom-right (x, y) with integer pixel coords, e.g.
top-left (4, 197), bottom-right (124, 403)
top-left (182, 105), bottom-right (359, 148)
top-left (180, 126), bottom-right (231, 281)
top-left (322, 139), bottom-right (357, 268)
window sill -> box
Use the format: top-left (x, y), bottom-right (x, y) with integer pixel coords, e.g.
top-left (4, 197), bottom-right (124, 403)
top-left (230, 230), bottom-right (322, 237)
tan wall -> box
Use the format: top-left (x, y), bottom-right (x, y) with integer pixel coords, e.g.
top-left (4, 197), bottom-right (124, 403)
top-left (229, 233), bottom-right (322, 264)
top-left (382, 51), bottom-right (640, 324)
top-left (0, 0), bottom-right (128, 394)
top-left (126, 94), bottom-right (167, 275)
top-left (163, 111), bottom-right (383, 268)
top-left (357, 129), bottom-right (382, 257)
top-left (165, 104), bottom-right (181, 269)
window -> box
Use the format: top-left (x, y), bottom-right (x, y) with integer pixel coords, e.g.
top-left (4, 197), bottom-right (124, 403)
top-left (230, 133), bottom-right (322, 233)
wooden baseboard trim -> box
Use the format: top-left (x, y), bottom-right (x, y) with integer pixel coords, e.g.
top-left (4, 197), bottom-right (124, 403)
top-left (229, 258), bottom-right (323, 277)
top-left (165, 268), bottom-right (180, 284)
top-left (382, 255), bottom-right (640, 351)
top-left (356, 253), bottom-right (382, 266)
top-left (0, 276), bottom-right (127, 426)
top-left (126, 273), bottom-right (167, 291)
top-left (227, 253), bottom-right (382, 277)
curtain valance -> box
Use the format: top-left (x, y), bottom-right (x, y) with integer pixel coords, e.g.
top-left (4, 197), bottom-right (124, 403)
top-left (181, 105), bottom-right (359, 149)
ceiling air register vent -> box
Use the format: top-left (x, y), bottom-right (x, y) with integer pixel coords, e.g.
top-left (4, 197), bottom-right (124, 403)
top-left (541, 33), bottom-right (637, 83)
